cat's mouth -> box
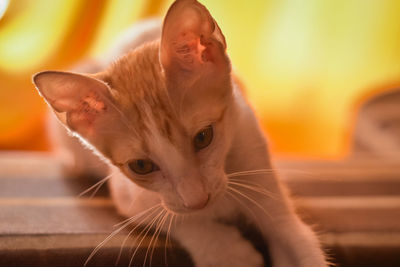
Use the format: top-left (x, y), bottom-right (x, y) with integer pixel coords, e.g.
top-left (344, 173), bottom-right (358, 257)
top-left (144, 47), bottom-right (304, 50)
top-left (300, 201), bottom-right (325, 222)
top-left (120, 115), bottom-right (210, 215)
top-left (162, 197), bottom-right (211, 214)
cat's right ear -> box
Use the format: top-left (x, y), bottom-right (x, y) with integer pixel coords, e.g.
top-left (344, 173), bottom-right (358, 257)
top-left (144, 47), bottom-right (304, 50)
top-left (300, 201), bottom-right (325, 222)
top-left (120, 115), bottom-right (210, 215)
top-left (160, 0), bottom-right (230, 87)
top-left (33, 71), bottom-right (116, 141)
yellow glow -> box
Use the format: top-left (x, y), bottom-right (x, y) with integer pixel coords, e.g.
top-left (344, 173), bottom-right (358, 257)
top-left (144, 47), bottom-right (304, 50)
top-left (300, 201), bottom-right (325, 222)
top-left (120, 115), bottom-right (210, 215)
top-left (0, 0), bottom-right (8, 20)
top-left (90, 0), bottom-right (147, 56)
top-left (1, 0), bottom-right (400, 157)
top-left (0, 0), bottom-right (80, 73)
top-left (199, 0), bottom-right (400, 157)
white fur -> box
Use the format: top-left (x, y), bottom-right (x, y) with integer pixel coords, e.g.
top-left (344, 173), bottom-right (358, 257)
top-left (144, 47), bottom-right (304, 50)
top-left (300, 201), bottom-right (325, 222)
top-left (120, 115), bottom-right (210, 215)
top-left (41, 3), bottom-right (328, 267)
top-left (108, 81), bottom-right (328, 267)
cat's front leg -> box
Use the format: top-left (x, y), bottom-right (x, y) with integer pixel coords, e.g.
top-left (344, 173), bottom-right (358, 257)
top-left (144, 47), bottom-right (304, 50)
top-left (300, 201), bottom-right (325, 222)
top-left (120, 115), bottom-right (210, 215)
top-left (266, 216), bottom-right (328, 267)
top-left (234, 174), bottom-right (328, 267)
top-left (172, 219), bottom-right (264, 267)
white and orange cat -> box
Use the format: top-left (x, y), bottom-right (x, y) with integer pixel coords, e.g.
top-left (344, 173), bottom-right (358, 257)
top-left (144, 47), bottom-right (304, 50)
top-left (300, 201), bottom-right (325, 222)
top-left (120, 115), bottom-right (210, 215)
top-left (33, 0), bottom-right (328, 266)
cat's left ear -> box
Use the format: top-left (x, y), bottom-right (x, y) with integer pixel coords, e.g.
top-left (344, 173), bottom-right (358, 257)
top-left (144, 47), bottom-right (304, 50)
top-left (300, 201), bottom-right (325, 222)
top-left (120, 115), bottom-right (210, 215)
top-left (33, 71), bottom-right (116, 141)
top-left (160, 0), bottom-right (230, 86)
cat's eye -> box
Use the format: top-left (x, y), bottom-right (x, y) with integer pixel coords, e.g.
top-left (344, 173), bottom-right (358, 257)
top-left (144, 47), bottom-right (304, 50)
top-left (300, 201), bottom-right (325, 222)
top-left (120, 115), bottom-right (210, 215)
top-left (193, 125), bottom-right (213, 151)
top-left (128, 159), bottom-right (158, 175)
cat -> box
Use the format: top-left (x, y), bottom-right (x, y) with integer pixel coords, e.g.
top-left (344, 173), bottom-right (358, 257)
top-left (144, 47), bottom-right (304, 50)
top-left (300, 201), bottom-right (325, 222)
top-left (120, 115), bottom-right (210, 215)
top-left (33, 0), bottom-right (328, 266)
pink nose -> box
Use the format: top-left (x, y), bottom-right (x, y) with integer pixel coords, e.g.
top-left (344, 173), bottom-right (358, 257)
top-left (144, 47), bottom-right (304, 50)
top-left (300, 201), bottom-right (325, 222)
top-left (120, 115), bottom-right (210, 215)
top-left (183, 194), bottom-right (210, 210)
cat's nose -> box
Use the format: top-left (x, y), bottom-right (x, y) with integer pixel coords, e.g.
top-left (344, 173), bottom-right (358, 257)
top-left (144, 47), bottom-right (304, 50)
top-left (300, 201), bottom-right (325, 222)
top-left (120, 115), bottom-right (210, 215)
top-left (176, 174), bottom-right (210, 210)
top-left (183, 193), bottom-right (210, 210)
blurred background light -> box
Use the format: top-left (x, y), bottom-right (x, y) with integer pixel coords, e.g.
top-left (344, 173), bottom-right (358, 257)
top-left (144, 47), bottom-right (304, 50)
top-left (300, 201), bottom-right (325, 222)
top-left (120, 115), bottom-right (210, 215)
top-left (1, 0), bottom-right (400, 158)
top-left (0, 0), bottom-right (80, 73)
top-left (0, 0), bottom-right (8, 20)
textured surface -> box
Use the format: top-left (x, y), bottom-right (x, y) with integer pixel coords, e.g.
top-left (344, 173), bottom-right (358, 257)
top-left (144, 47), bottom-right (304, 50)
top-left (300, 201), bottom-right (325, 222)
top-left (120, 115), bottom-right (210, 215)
top-left (0, 152), bottom-right (194, 267)
top-left (1, 152), bottom-right (400, 266)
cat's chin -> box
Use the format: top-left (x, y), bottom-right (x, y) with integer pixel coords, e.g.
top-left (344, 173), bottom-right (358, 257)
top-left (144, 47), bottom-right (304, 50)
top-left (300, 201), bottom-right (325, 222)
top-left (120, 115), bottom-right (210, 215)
top-left (162, 202), bottom-right (214, 215)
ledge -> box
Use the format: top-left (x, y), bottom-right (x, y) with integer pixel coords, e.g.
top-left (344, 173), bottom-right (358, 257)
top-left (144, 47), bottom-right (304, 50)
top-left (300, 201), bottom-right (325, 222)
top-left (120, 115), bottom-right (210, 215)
top-left (1, 152), bottom-right (399, 266)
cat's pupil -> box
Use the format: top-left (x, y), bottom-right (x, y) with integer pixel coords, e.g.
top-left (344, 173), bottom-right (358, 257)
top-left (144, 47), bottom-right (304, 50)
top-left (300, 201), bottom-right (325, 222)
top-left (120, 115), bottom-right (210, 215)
top-left (194, 125), bottom-right (213, 151)
top-left (137, 160), bottom-right (145, 169)
top-left (197, 132), bottom-right (205, 142)
top-left (127, 159), bottom-right (158, 175)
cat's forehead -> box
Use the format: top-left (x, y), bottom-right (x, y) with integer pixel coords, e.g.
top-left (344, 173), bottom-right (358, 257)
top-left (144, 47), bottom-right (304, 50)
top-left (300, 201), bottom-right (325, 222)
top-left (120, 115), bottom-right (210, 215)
top-left (104, 41), bottom-right (182, 144)
top-left (102, 41), bottom-right (228, 163)
top-left (106, 41), bottom-right (166, 106)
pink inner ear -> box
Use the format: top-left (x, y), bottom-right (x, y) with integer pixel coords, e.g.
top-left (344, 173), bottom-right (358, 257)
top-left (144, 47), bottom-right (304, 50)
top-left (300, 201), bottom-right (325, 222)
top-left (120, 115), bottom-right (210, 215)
top-left (160, 0), bottom-right (228, 74)
top-left (66, 91), bottom-right (108, 134)
top-left (83, 93), bottom-right (106, 112)
top-left (199, 35), bottom-right (215, 62)
top-left (175, 33), bottom-right (213, 66)
top-left (33, 71), bottom-right (112, 138)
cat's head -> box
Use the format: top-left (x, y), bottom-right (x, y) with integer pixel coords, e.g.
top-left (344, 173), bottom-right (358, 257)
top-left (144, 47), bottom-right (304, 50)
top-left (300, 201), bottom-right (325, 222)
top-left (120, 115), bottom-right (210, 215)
top-left (33, 0), bottom-right (234, 214)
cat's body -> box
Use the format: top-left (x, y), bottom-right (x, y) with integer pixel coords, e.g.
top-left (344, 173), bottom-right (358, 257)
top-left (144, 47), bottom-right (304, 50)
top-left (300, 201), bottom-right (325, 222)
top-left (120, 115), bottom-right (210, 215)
top-left (35, 1), bottom-right (328, 266)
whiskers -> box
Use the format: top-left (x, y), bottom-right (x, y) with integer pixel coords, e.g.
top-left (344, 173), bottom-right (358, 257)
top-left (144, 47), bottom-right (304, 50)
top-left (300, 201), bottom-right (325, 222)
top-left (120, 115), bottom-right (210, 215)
top-left (228, 179), bottom-right (277, 200)
top-left (227, 168), bottom-right (275, 178)
top-left (226, 184), bottom-right (273, 220)
top-left (227, 167), bottom-right (316, 179)
top-left (115, 205), bottom-right (162, 265)
top-left (226, 168), bottom-right (277, 200)
top-left (78, 172), bottom-right (114, 198)
top-left (225, 168), bottom-right (280, 221)
top-left (84, 203), bottom-right (161, 266)
top-left (224, 167), bottom-right (315, 227)
top-left (126, 208), bottom-right (176, 267)
top-left (84, 203), bottom-right (178, 267)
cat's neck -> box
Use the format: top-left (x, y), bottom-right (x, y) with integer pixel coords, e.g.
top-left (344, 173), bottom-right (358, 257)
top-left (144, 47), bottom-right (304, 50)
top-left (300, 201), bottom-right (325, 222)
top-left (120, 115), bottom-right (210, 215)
top-left (224, 82), bottom-right (272, 175)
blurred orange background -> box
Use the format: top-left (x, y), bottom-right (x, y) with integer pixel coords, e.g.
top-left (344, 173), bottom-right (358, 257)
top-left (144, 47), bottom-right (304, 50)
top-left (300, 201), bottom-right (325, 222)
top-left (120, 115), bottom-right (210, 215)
top-left (1, 0), bottom-right (400, 158)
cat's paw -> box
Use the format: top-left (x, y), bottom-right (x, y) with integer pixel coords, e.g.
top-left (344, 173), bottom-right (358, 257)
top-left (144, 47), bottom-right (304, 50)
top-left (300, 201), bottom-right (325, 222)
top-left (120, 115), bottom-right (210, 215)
top-left (196, 235), bottom-right (264, 267)
top-left (221, 238), bottom-right (264, 267)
